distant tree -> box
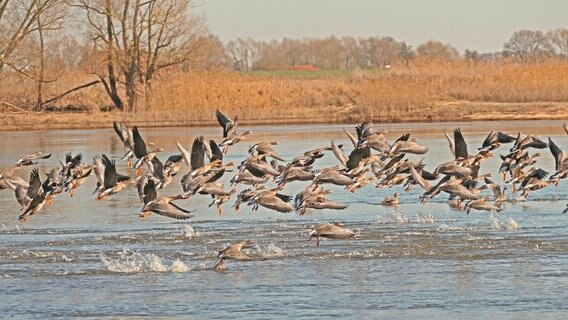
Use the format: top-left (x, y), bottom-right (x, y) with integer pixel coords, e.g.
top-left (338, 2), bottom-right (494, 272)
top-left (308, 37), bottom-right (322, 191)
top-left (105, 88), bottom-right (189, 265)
top-left (340, 36), bottom-right (360, 69)
top-left (398, 42), bottom-right (415, 67)
top-left (503, 30), bottom-right (547, 61)
top-left (190, 35), bottom-right (230, 71)
top-left (227, 38), bottom-right (252, 71)
top-left (545, 28), bottom-right (568, 58)
top-left (362, 36), bottom-right (401, 68)
top-left (416, 40), bottom-right (460, 60)
top-left (464, 49), bottom-right (480, 61)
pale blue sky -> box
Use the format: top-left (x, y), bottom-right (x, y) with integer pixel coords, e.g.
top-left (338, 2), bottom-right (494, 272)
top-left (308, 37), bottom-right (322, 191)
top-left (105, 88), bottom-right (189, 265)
top-left (200, 0), bottom-right (567, 52)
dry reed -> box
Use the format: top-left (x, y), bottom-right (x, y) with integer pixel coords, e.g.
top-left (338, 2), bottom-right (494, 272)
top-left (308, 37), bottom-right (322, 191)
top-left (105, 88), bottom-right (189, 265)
top-left (1, 59), bottom-right (568, 130)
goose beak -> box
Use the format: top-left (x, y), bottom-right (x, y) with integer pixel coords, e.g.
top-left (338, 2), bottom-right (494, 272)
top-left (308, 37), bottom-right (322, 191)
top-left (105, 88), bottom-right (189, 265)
top-left (139, 211), bottom-right (151, 219)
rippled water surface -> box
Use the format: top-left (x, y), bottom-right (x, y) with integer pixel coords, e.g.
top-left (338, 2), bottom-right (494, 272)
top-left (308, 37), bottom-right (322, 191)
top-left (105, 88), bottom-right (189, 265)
top-left (1, 120), bottom-right (567, 319)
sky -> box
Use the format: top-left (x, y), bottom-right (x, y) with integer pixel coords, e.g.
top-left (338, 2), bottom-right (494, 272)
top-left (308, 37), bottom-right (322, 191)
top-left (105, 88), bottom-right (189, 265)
top-left (199, 0), bottom-right (568, 52)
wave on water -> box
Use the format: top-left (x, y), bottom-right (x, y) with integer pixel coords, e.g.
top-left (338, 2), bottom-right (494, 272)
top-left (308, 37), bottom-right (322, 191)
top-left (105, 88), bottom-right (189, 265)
top-left (100, 249), bottom-right (190, 273)
top-left (1, 224), bottom-right (22, 233)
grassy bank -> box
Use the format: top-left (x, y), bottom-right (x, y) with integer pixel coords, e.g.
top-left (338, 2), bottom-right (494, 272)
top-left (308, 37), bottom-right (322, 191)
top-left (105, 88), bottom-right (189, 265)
top-left (2, 60), bottom-right (568, 131)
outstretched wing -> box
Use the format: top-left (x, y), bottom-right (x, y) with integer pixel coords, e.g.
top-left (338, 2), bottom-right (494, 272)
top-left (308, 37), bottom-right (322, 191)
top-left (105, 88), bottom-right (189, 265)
top-left (190, 136), bottom-right (205, 170)
top-left (454, 128), bottom-right (468, 159)
top-left (132, 126), bottom-right (148, 158)
top-left (143, 180), bottom-right (157, 204)
top-left (216, 109), bottom-right (234, 138)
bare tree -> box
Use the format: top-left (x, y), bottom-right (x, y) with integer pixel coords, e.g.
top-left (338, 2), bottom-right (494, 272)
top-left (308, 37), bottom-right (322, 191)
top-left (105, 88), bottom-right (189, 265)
top-left (398, 42), bottom-right (415, 67)
top-left (503, 30), bottom-right (547, 61)
top-left (0, 0), bottom-right (65, 78)
top-left (226, 37), bottom-right (262, 71)
top-left (546, 28), bottom-right (568, 59)
top-left (362, 36), bottom-right (401, 68)
top-left (416, 40), bottom-right (460, 60)
top-left (75, 0), bottom-right (207, 112)
top-left (32, 0), bottom-right (66, 110)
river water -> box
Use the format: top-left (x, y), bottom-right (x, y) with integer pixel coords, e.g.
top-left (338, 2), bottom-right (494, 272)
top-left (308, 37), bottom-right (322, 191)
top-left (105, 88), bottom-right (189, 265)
top-left (0, 121), bottom-right (567, 319)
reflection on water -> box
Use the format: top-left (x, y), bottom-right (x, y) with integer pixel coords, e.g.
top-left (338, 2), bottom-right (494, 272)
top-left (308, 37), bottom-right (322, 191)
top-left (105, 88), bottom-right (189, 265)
top-left (1, 120), bottom-right (568, 319)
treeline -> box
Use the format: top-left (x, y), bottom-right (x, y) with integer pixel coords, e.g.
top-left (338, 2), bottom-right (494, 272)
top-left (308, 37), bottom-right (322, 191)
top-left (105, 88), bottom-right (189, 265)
top-left (2, 0), bottom-right (568, 113)
top-left (226, 29), bottom-right (568, 71)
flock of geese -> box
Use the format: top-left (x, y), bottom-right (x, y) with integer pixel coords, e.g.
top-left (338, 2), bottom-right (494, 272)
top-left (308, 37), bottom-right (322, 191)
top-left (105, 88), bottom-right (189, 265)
top-left (1, 111), bottom-right (568, 270)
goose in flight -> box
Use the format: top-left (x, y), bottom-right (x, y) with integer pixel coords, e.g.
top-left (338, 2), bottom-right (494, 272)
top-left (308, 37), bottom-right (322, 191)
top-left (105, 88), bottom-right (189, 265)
top-left (308, 223), bottom-right (356, 247)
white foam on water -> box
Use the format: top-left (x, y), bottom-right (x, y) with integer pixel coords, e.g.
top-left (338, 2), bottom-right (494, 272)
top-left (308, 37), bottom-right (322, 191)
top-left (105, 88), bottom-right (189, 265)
top-left (507, 217), bottom-right (520, 231)
top-left (437, 223), bottom-right (467, 232)
top-left (182, 225), bottom-right (201, 239)
top-left (100, 249), bottom-right (190, 273)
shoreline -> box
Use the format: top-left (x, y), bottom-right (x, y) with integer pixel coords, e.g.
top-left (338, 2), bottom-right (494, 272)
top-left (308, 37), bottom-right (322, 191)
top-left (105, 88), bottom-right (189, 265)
top-left (1, 101), bottom-right (568, 131)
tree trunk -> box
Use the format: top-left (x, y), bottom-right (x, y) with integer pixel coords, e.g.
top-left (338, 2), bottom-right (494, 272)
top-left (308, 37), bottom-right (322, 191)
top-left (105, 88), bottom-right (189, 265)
top-left (105, 0), bottom-right (123, 111)
top-left (125, 73), bottom-right (136, 113)
top-left (34, 1), bottom-right (45, 112)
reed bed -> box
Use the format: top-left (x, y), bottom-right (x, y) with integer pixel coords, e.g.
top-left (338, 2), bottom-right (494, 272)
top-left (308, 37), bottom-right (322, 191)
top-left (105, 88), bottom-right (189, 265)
top-left (1, 60), bottom-right (568, 130)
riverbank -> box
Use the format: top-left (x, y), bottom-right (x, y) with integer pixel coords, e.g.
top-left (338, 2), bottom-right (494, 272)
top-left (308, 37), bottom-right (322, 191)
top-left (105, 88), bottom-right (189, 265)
top-left (3, 60), bottom-right (568, 131)
top-left (1, 100), bottom-right (567, 131)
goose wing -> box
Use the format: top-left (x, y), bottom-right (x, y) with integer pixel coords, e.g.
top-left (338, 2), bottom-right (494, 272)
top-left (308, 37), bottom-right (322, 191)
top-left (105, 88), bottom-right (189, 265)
top-left (548, 138), bottom-right (563, 170)
top-left (147, 202), bottom-right (194, 220)
top-left (151, 156), bottom-right (165, 180)
top-left (454, 128), bottom-right (468, 159)
top-left (258, 196), bottom-right (294, 213)
top-left (409, 165), bottom-right (430, 190)
top-left (143, 180), bottom-right (158, 204)
top-left (209, 140), bottom-right (224, 162)
top-left (343, 128), bottom-right (359, 148)
top-left (93, 156), bottom-right (105, 187)
top-left (216, 109), bottom-right (234, 138)
top-left (331, 141), bottom-right (347, 167)
top-left (15, 185), bottom-right (29, 207)
top-left (27, 168), bottom-right (42, 198)
top-left (132, 126), bottom-right (148, 158)
top-left (176, 141), bottom-right (192, 166)
top-left (444, 129), bottom-right (456, 156)
top-left (316, 224), bottom-right (355, 239)
top-left (113, 122), bottom-right (129, 144)
top-left (102, 154), bottom-right (118, 189)
top-left (190, 136), bottom-right (205, 171)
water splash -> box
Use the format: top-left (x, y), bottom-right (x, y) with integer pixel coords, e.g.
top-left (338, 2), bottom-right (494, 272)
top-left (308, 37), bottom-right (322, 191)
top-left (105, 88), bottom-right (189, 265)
top-left (100, 249), bottom-right (190, 273)
top-left (170, 259), bottom-right (190, 272)
top-left (416, 213), bottom-right (435, 224)
top-left (182, 225), bottom-right (201, 239)
top-left (391, 209), bottom-right (409, 224)
top-left (258, 243), bottom-right (285, 258)
top-left (507, 217), bottom-right (520, 231)
top-left (489, 214), bottom-right (505, 230)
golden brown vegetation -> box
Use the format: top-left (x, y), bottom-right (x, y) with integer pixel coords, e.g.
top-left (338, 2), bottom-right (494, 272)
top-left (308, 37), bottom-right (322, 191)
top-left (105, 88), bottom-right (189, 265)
top-left (2, 59), bottom-right (568, 131)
